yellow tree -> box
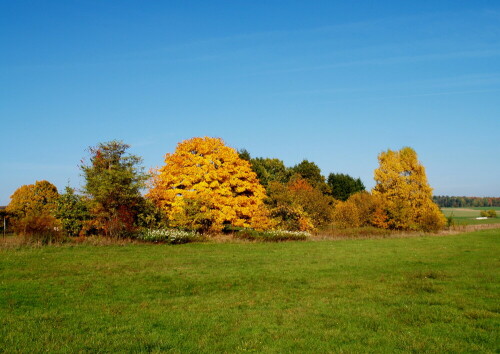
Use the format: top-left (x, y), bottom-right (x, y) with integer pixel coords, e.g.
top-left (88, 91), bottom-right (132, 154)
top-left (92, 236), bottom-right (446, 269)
top-left (147, 137), bottom-right (272, 232)
top-left (372, 147), bottom-right (445, 231)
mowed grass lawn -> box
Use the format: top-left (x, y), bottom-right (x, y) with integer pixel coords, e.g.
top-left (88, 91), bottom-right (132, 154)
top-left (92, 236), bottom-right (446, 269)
top-left (1, 230), bottom-right (499, 352)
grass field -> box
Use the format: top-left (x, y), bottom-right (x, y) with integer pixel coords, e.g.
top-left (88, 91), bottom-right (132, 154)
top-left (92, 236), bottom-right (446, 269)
top-left (1, 230), bottom-right (499, 352)
top-left (441, 207), bottom-right (500, 225)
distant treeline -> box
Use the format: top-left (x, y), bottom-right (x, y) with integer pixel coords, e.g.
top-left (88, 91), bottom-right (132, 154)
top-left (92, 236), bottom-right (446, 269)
top-left (433, 196), bottom-right (500, 208)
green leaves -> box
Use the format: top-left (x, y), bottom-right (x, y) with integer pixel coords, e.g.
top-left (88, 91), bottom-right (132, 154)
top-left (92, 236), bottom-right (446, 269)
top-left (327, 173), bottom-right (365, 201)
top-left (81, 140), bottom-right (149, 237)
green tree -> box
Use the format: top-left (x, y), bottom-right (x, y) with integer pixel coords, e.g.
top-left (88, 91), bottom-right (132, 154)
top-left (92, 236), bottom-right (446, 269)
top-left (238, 150), bottom-right (291, 189)
top-left (81, 140), bottom-right (149, 237)
top-left (291, 160), bottom-right (330, 194)
top-left (327, 173), bottom-right (365, 201)
top-left (251, 158), bottom-right (291, 188)
top-left (55, 186), bottom-right (90, 237)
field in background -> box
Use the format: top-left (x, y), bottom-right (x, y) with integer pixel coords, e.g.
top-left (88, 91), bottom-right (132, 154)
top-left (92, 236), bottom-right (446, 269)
top-left (1, 229), bottom-right (499, 352)
top-left (441, 207), bottom-right (500, 225)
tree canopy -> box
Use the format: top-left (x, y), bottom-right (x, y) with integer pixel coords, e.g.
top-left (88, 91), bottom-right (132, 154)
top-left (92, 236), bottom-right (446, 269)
top-left (148, 137), bottom-right (271, 232)
top-left (372, 147), bottom-right (445, 231)
top-left (6, 180), bottom-right (60, 236)
top-left (7, 180), bottom-right (59, 218)
top-left (327, 173), bottom-right (365, 201)
top-left (291, 160), bottom-right (331, 194)
top-left (81, 140), bottom-right (148, 237)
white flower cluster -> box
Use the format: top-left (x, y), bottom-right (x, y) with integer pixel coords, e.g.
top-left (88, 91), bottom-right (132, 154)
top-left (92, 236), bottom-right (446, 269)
top-left (137, 229), bottom-right (199, 243)
top-left (267, 230), bottom-right (311, 238)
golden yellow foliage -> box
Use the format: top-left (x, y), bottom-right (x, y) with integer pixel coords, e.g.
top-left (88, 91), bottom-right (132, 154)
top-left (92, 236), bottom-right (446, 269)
top-left (332, 191), bottom-right (385, 228)
top-left (332, 200), bottom-right (361, 228)
top-left (372, 147), bottom-right (445, 231)
top-left (147, 137), bottom-right (272, 232)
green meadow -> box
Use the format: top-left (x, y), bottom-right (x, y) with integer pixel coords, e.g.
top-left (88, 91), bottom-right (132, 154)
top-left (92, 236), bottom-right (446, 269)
top-left (441, 207), bottom-right (500, 225)
top-left (1, 229), bottom-right (499, 352)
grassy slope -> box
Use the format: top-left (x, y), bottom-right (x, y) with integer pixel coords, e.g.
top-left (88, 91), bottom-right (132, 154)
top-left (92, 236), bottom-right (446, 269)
top-left (1, 230), bottom-right (499, 352)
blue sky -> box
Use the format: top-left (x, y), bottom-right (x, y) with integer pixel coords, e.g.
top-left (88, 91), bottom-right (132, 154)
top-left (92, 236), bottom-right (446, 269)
top-left (1, 0), bottom-right (499, 204)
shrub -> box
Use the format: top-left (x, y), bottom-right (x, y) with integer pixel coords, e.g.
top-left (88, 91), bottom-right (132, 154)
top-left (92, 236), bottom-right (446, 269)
top-left (332, 200), bottom-right (361, 228)
top-left (419, 208), bottom-right (446, 232)
top-left (332, 192), bottom-right (386, 229)
top-left (446, 215), bottom-right (454, 228)
top-left (14, 213), bottom-right (63, 244)
top-left (481, 210), bottom-right (497, 218)
top-left (234, 229), bottom-right (310, 242)
top-left (135, 228), bottom-right (201, 244)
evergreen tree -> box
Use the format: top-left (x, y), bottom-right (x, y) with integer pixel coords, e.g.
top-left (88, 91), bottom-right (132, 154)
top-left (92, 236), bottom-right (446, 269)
top-left (327, 173), bottom-right (365, 201)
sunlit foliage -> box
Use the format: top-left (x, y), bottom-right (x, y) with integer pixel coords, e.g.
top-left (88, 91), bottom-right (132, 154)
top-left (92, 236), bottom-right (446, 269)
top-left (372, 147), bottom-right (445, 231)
top-left (267, 176), bottom-right (335, 231)
top-left (6, 180), bottom-right (60, 237)
top-left (148, 137), bottom-right (272, 232)
top-left (332, 191), bottom-right (387, 229)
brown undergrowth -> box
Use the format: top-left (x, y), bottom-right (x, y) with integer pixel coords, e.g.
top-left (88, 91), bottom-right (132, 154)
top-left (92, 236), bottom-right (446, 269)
top-left (2, 223), bottom-right (499, 248)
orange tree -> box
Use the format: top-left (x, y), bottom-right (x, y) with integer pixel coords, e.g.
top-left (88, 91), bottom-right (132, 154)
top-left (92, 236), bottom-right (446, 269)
top-left (147, 137), bottom-right (272, 232)
top-left (266, 175), bottom-right (335, 231)
top-left (6, 180), bottom-right (60, 236)
top-left (372, 147), bottom-right (445, 231)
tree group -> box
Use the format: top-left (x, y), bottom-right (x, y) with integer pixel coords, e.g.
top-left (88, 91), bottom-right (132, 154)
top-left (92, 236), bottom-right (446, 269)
top-left (6, 137), bottom-right (446, 240)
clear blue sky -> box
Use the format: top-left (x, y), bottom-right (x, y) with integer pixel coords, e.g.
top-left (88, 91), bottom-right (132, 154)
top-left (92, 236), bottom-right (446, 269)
top-left (1, 0), bottom-right (499, 205)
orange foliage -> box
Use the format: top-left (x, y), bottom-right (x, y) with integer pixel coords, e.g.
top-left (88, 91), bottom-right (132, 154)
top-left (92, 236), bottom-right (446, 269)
top-left (6, 180), bottom-right (60, 237)
top-left (266, 176), bottom-right (334, 231)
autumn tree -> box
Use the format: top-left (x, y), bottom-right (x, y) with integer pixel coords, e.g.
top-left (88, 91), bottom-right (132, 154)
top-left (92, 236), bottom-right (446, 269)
top-left (6, 180), bottom-right (60, 237)
top-left (266, 176), bottom-right (335, 231)
top-left (266, 181), bottom-right (314, 231)
top-left (81, 140), bottom-right (149, 237)
top-left (148, 137), bottom-right (272, 232)
top-left (332, 191), bottom-right (387, 229)
top-left (327, 173), bottom-right (365, 201)
top-left (372, 147), bottom-right (445, 231)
